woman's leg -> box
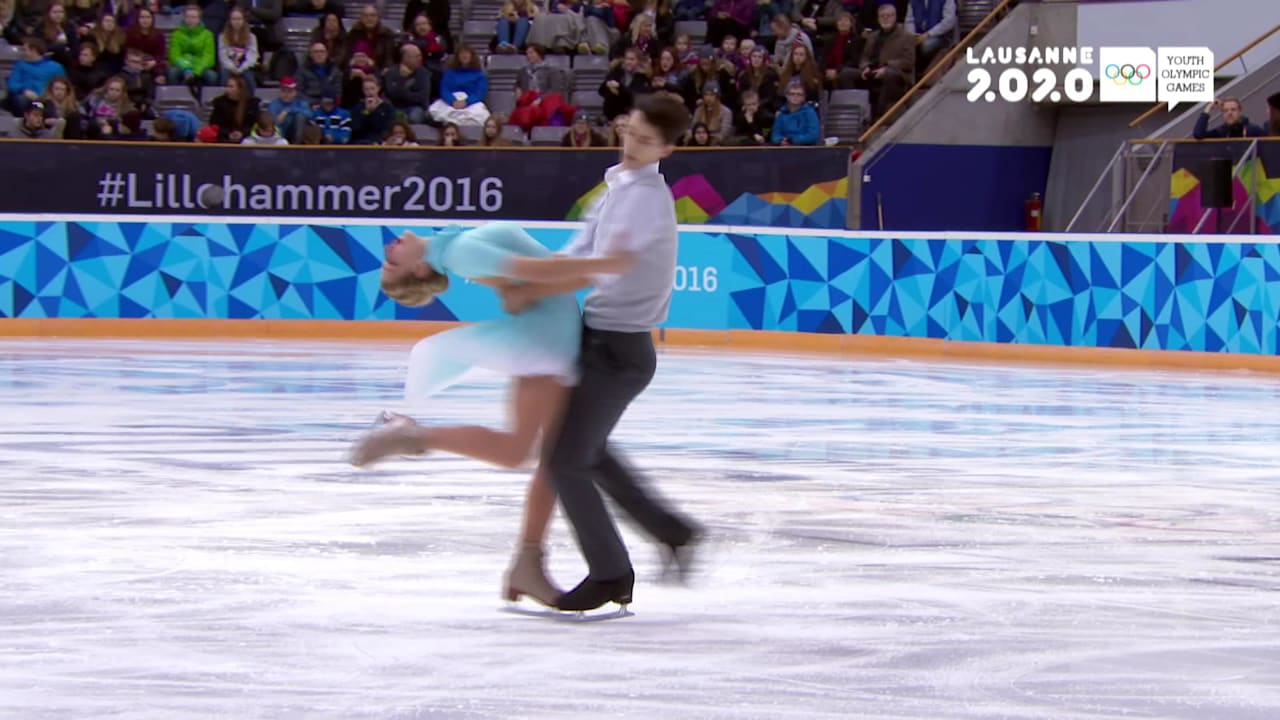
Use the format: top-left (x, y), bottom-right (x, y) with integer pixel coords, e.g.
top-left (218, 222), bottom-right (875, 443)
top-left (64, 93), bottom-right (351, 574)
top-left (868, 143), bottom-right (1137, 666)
top-left (421, 374), bottom-right (567, 467)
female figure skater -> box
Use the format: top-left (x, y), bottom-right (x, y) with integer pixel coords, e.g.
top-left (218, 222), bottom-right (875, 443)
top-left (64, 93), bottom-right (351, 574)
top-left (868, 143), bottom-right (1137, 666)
top-left (349, 222), bottom-right (630, 607)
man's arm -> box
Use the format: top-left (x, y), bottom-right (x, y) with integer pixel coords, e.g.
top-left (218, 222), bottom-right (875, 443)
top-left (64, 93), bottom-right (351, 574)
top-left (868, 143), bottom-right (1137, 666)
top-left (504, 245), bottom-right (634, 282)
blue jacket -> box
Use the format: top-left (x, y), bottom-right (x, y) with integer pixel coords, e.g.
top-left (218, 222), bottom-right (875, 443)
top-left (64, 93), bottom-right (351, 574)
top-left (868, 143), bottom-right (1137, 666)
top-left (313, 105), bottom-right (352, 144)
top-left (7, 58), bottom-right (66, 96)
top-left (1193, 111), bottom-right (1268, 139)
top-left (269, 96), bottom-right (312, 119)
top-left (441, 67), bottom-right (488, 105)
top-left (770, 102), bottom-right (820, 145)
top-left (909, 0), bottom-right (954, 37)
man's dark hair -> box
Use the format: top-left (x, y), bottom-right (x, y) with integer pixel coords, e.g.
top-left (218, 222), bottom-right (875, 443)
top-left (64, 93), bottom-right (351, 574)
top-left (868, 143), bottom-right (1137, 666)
top-left (633, 93), bottom-right (691, 145)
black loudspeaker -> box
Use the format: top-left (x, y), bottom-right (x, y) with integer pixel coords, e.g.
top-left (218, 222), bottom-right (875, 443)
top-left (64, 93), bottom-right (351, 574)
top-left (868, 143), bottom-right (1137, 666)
top-left (1200, 158), bottom-right (1234, 209)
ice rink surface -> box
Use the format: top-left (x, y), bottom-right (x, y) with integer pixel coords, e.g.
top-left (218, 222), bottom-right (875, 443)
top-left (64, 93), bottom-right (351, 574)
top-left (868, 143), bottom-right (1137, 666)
top-left (1, 339), bottom-right (1278, 719)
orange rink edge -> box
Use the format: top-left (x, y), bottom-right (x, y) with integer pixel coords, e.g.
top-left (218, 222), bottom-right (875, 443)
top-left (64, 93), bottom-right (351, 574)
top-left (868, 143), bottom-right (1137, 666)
top-left (3, 318), bottom-right (1280, 374)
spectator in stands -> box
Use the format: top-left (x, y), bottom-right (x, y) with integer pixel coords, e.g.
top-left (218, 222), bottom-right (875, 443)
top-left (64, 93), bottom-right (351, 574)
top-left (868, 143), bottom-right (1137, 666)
top-left (691, 79), bottom-right (730, 142)
top-left (856, 0), bottom-right (913, 120)
top-left (298, 123), bottom-right (324, 143)
top-left (41, 75), bottom-right (83, 137)
top-left (268, 75), bottom-right (310, 141)
top-left (599, 46), bottom-right (650, 120)
top-left (770, 79), bottom-right (817, 144)
top-left (494, 0), bottom-right (533, 54)
top-left (243, 108), bottom-right (289, 143)
top-left (292, 0), bottom-right (345, 17)
top-left (6, 37), bottom-right (65, 115)
top-left (383, 120), bottom-right (420, 145)
top-left (309, 11), bottom-right (347, 62)
top-left (673, 32), bottom-right (696, 67)
top-left (383, 43), bottom-right (431, 123)
top-left (606, 110), bottom-right (626, 144)
top-left (344, 4), bottom-right (397, 69)
top-left (683, 121), bottom-right (713, 146)
top-left (67, 0), bottom-right (98, 37)
top-left (218, 6), bottom-right (260, 94)
top-left (737, 44), bottom-right (778, 110)
top-left (428, 43), bottom-right (490, 126)
top-left (167, 4), bottom-right (218, 98)
top-left (609, 12), bottom-right (658, 63)
top-left (5, 0), bottom-right (38, 46)
top-left (819, 10), bottom-right (860, 89)
top-left (681, 45), bottom-right (737, 112)
top-left (124, 7), bottom-right (166, 84)
top-left (480, 115), bottom-right (515, 146)
top-left (1268, 92), bottom-right (1280, 136)
top-left (98, 0), bottom-right (134, 27)
top-left (561, 109), bottom-right (607, 146)
top-left (705, 0), bottom-right (751, 49)
top-left (83, 74), bottom-right (129, 138)
top-left (778, 41), bottom-right (820, 104)
top-left (713, 34), bottom-right (743, 72)
top-left (653, 0), bottom-right (678, 43)
top-left (298, 41), bottom-right (341, 105)
top-left (579, 0), bottom-right (616, 53)
top-left (120, 47), bottom-right (156, 118)
top-left (650, 47), bottom-right (683, 94)
top-left (68, 42), bottom-right (108, 98)
top-left (91, 13), bottom-right (126, 72)
top-left (401, 0), bottom-right (451, 53)
top-left (769, 13), bottom-right (811, 68)
top-left (525, 0), bottom-right (584, 55)
top-left (340, 49), bottom-right (377, 108)
top-left (245, 0), bottom-right (285, 62)
top-left (672, 0), bottom-right (704, 21)
top-left (312, 88), bottom-right (351, 142)
top-left (792, 0), bottom-right (842, 50)
top-left (350, 74), bottom-right (395, 143)
top-left (38, 1), bottom-right (76, 67)
top-left (438, 121), bottom-right (463, 145)
top-left (208, 75), bottom-right (260, 142)
top-left (729, 87), bottom-right (772, 144)
top-left (404, 13), bottom-right (446, 81)
top-left (18, 100), bottom-right (59, 137)
top-left (149, 115), bottom-right (177, 141)
top-left (747, 0), bottom-right (788, 47)
top-left (905, 0), bottom-right (954, 73)
top-left (515, 43), bottom-right (557, 94)
top-left (1192, 97), bottom-right (1268, 139)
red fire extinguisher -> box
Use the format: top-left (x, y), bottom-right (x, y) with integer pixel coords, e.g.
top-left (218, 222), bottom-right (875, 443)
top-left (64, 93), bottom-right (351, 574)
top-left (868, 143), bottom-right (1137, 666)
top-left (1025, 192), bottom-right (1043, 232)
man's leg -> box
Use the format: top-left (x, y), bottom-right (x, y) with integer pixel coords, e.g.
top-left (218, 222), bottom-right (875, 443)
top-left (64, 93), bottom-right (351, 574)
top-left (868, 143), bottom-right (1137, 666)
top-left (547, 329), bottom-right (656, 591)
top-left (594, 446), bottom-right (696, 549)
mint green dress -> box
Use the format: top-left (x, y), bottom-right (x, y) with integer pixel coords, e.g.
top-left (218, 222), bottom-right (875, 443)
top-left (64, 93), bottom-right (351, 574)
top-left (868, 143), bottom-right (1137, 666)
top-left (404, 222), bottom-right (583, 404)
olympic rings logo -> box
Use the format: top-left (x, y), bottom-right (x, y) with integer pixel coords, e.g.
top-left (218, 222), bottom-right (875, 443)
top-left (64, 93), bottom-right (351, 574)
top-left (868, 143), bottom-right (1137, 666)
top-left (1104, 63), bottom-right (1151, 86)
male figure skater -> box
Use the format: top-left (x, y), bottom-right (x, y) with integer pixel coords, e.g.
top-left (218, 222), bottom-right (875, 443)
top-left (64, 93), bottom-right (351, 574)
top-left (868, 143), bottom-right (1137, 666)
top-left (499, 93), bottom-right (702, 612)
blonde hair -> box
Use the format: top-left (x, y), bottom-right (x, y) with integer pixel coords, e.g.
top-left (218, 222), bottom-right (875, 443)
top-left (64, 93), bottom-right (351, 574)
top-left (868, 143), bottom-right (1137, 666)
top-left (382, 268), bottom-right (449, 307)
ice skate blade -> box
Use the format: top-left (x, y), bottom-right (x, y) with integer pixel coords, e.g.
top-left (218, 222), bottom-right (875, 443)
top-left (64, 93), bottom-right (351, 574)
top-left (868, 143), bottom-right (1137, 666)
top-left (501, 603), bottom-right (634, 623)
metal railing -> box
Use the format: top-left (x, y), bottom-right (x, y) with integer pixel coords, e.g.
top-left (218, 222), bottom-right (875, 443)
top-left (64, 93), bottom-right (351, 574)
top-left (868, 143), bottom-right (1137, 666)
top-left (1066, 137), bottom-right (1280, 234)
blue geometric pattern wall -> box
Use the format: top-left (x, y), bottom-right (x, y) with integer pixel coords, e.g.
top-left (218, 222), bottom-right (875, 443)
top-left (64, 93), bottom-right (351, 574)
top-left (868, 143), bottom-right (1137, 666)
top-left (0, 220), bottom-right (1276, 356)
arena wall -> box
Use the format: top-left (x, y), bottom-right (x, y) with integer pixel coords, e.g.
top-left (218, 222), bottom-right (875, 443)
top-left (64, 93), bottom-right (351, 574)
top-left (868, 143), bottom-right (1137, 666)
top-left (2, 215), bottom-right (1278, 372)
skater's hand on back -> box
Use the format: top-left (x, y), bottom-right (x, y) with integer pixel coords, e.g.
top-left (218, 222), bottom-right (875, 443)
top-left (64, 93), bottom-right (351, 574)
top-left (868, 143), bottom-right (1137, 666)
top-left (499, 284), bottom-right (536, 314)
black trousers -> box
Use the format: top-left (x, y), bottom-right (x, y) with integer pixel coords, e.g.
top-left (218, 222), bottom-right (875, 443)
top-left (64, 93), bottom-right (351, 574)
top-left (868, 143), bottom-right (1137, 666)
top-left (547, 324), bottom-right (695, 579)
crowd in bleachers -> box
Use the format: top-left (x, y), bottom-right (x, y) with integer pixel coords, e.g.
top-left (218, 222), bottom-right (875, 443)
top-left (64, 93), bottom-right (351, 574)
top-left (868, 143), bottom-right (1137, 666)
top-left (0, 0), bottom-right (968, 144)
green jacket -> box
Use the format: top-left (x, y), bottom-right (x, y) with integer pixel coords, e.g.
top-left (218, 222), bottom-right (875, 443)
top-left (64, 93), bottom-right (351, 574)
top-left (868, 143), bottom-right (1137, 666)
top-left (169, 24), bottom-right (216, 75)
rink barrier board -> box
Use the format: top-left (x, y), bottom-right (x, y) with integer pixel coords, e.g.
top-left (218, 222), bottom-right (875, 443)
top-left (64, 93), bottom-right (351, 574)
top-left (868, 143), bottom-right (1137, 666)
top-left (4, 215), bottom-right (1280, 372)
top-left (6, 318), bottom-right (1280, 373)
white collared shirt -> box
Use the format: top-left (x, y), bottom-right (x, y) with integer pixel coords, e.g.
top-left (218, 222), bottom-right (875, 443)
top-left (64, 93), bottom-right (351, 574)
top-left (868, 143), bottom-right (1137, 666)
top-left (564, 162), bottom-right (678, 332)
